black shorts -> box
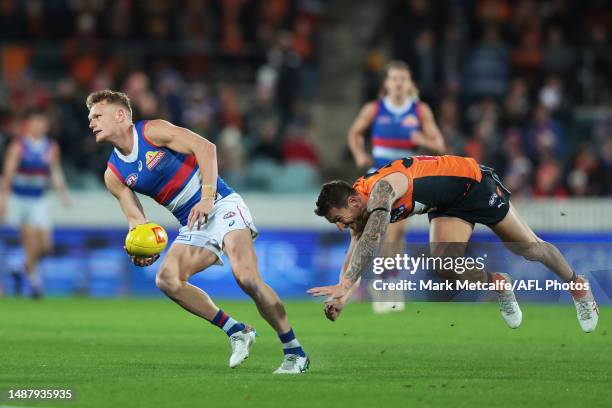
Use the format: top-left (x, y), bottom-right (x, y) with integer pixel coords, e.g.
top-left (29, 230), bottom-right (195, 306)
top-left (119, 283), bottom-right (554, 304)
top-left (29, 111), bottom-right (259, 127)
top-left (428, 165), bottom-right (511, 227)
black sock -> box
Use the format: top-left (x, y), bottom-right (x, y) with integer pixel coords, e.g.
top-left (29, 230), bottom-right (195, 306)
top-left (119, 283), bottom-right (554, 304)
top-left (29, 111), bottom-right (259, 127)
top-left (565, 271), bottom-right (577, 283)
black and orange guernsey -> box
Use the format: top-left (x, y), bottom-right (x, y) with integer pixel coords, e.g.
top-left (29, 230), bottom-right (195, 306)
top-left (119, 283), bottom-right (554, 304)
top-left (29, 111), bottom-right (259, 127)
top-left (354, 155), bottom-right (510, 226)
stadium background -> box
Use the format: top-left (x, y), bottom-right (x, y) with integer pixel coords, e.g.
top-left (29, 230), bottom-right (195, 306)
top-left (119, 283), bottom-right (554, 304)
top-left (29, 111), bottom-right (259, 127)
top-left (0, 0), bottom-right (611, 301)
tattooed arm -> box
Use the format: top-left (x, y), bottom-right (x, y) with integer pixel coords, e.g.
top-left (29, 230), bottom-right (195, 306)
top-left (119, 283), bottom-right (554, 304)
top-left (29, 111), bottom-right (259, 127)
top-left (341, 179), bottom-right (396, 283)
top-left (308, 172), bottom-right (409, 311)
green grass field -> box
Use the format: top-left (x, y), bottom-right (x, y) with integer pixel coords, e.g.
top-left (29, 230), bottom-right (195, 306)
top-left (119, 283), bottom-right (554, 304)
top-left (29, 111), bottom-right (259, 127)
top-left (1, 298), bottom-right (610, 408)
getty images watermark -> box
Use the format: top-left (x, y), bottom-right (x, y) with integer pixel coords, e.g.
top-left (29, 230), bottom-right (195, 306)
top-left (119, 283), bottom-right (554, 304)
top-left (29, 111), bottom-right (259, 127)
top-left (370, 253), bottom-right (590, 292)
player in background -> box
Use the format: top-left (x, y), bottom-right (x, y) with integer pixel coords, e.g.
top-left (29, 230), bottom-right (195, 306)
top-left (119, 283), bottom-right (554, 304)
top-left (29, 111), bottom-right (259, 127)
top-left (0, 110), bottom-right (70, 298)
top-left (87, 90), bottom-right (308, 374)
top-left (309, 156), bottom-right (599, 333)
top-left (347, 61), bottom-right (445, 312)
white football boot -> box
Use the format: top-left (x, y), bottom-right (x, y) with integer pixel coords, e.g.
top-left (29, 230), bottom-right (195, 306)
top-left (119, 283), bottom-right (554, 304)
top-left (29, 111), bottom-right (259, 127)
top-left (273, 354), bottom-right (310, 374)
top-left (228, 326), bottom-right (256, 368)
top-left (496, 273), bottom-right (522, 329)
top-left (372, 301), bottom-right (395, 314)
top-left (572, 275), bottom-right (599, 333)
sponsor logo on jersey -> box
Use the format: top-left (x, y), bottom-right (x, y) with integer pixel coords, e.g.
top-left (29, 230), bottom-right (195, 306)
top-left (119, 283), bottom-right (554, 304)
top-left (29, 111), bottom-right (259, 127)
top-left (138, 160), bottom-right (143, 171)
top-left (146, 151), bottom-right (165, 170)
top-left (126, 173), bottom-right (138, 187)
top-left (228, 220), bottom-right (236, 227)
top-left (402, 114), bottom-right (419, 127)
top-left (223, 211), bottom-right (236, 219)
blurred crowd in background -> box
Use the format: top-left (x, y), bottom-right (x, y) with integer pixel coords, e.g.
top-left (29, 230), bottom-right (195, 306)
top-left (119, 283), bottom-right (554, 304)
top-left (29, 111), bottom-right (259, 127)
top-left (0, 0), bottom-right (611, 197)
top-left (364, 0), bottom-right (612, 198)
top-left (0, 0), bottom-right (323, 192)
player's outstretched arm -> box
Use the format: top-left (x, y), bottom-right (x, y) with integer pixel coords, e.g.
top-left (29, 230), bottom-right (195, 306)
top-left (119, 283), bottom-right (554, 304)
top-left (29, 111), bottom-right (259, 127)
top-left (324, 231), bottom-right (361, 321)
top-left (143, 120), bottom-right (217, 230)
top-left (309, 173), bottom-right (409, 309)
top-left (348, 102), bottom-right (377, 169)
top-left (49, 142), bottom-right (71, 206)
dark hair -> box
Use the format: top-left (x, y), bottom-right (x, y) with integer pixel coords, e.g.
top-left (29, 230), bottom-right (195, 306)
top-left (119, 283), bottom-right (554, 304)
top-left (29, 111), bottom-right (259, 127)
top-left (86, 89), bottom-right (132, 116)
top-left (314, 180), bottom-right (356, 217)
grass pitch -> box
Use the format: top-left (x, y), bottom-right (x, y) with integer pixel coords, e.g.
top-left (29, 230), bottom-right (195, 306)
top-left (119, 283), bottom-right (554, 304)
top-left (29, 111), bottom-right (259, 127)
top-left (0, 298), bottom-right (610, 408)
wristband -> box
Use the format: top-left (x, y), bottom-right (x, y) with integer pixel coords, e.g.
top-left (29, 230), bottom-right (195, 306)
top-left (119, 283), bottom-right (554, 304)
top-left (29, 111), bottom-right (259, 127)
top-left (202, 184), bottom-right (216, 199)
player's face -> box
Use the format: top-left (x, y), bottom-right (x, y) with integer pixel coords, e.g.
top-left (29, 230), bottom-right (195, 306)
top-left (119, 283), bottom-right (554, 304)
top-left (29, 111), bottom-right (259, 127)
top-left (385, 68), bottom-right (413, 99)
top-left (88, 101), bottom-right (120, 143)
top-left (26, 114), bottom-right (49, 138)
top-left (326, 197), bottom-right (367, 232)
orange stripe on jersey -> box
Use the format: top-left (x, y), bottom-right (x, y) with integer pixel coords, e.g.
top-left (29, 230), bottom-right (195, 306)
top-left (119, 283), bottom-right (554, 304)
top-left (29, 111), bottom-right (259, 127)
top-left (353, 156), bottom-right (482, 221)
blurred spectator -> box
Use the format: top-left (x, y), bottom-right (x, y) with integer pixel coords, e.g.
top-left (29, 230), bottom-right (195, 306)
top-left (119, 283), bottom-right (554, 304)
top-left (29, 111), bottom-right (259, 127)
top-left (542, 26), bottom-right (574, 77)
top-left (532, 158), bottom-right (568, 198)
top-left (502, 78), bottom-right (530, 127)
top-left (217, 126), bottom-right (247, 189)
top-left (463, 24), bottom-right (509, 100)
top-left (282, 121), bottom-right (320, 168)
top-left (501, 128), bottom-right (533, 198)
top-left (437, 97), bottom-right (465, 155)
top-left (251, 119), bottom-right (283, 164)
top-left (525, 103), bottom-right (566, 162)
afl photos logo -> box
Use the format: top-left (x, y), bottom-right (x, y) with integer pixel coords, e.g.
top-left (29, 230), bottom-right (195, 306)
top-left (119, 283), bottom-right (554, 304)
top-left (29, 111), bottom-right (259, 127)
top-left (146, 151), bottom-right (165, 170)
top-left (126, 173), bottom-right (138, 187)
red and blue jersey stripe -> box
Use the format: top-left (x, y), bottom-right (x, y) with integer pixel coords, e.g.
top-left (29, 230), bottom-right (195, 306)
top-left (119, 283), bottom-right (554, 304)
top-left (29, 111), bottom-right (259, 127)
top-left (12, 138), bottom-right (52, 198)
top-left (371, 97), bottom-right (423, 169)
top-left (107, 120), bottom-right (234, 226)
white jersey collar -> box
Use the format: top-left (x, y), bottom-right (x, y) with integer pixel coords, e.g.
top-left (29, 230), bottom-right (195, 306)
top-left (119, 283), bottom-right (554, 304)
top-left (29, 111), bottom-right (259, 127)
top-left (383, 97), bottom-right (413, 116)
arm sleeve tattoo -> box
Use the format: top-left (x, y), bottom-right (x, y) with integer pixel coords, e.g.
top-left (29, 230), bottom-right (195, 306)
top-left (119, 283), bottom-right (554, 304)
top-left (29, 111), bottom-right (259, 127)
top-left (342, 180), bottom-right (395, 284)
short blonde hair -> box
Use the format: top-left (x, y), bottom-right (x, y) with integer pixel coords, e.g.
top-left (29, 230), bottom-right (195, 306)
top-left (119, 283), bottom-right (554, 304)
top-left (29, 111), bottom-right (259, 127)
top-left (86, 89), bottom-right (133, 116)
top-left (379, 60), bottom-right (420, 100)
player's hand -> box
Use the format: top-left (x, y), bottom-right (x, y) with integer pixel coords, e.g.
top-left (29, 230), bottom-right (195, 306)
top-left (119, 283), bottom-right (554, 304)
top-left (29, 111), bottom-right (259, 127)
top-left (324, 300), bottom-right (345, 321)
top-left (188, 199), bottom-right (214, 230)
top-left (127, 252), bottom-right (160, 267)
top-left (307, 283), bottom-right (349, 301)
top-left (410, 130), bottom-right (426, 147)
top-left (355, 152), bottom-right (373, 170)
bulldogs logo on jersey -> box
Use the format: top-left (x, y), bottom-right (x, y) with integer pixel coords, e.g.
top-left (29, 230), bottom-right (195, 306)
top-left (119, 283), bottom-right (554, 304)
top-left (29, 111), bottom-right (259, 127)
top-left (402, 114), bottom-right (419, 127)
top-left (126, 173), bottom-right (138, 187)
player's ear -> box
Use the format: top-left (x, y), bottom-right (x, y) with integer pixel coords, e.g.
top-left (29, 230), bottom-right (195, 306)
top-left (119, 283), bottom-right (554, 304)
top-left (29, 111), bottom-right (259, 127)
top-left (115, 107), bottom-right (125, 123)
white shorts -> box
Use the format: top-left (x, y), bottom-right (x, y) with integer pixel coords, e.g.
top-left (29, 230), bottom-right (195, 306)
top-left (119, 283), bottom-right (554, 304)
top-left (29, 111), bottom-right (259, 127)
top-left (7, 195), bottom-right (51, 229)
top-left (173, 193), bottom-right (258, 265)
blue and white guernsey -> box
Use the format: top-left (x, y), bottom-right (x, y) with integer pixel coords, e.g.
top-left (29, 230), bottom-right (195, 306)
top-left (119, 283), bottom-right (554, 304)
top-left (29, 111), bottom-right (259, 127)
top-left (371, 97), bottom-right (423, 169)
top-left (12, 137), bottom-right (52, 198)
top-left (107, 120), bottom-right (234, 226)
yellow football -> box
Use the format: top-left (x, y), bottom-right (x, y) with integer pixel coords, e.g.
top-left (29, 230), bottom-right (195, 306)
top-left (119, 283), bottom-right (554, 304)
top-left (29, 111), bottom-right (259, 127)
top-left (125, 223), bottom-right (168, 257)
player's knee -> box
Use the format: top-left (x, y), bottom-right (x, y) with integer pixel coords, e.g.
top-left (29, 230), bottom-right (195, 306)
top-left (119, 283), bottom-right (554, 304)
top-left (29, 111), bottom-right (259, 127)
top-left (155, 267), bottom-right (182, 296)
top-left (234, 269), bottom-right (263, 295)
